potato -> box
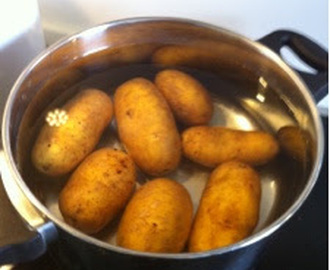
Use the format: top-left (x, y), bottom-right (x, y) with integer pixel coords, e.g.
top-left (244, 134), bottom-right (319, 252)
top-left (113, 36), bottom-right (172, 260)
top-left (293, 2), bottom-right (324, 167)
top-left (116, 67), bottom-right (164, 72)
top-left (152, 45), bottom-right (217, 70)
top-left (117, 178), bottom-right (193, 253)
top-left (277, 126), bottom-right (310, 162)
top-left (59, 148), bottom-right (136, 234)
top-left (31, 89), bottom-right (113, 176)
top-left (182, 126), bottom-right (279, 167)
top-left (114, 78), bottom-right (181, 176)
top-left (152, 43), bottom-right (260, 80)
top-left (189, 161), bottom-right (261, 252)
top-left (155, 69), bottom-right (213, 126)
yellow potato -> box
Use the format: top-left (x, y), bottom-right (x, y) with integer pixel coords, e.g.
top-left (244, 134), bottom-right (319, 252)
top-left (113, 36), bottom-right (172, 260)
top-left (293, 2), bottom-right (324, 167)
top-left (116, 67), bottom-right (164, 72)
top-left (152, 45), bottom-right (218, 70)
top-left (182, 126), bottom-right (279, 167)
top-left (152, 43), bottom-right (260, 79)
top-left (31, 89), bottom-right (113, 176)
top-left (117, 178), bottom-right (193, 253)
top-left (59, 148), bottom-right (136, 234)
top-left (189, 161), bottom-right (261, 252)
top-left (277, 125), bottom-right (310, 162)
top-left (155, 69), bottom-right (213, 126)
top-left (114, 78), bottom-right (181, 176)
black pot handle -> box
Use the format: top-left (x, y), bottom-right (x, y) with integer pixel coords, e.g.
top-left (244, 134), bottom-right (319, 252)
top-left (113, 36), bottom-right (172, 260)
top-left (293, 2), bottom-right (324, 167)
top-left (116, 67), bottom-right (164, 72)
top-left (0, 151), bottom-right (58, 265)
top-left (258, 30), bottom-right (328, 102)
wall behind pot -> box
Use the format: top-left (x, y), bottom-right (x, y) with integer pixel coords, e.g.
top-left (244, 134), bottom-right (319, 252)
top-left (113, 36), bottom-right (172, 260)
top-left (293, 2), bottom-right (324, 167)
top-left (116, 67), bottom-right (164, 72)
top-left (36, 0), bottom-right (328, 113)
top-left (0, 0), bottom-right (45, 124)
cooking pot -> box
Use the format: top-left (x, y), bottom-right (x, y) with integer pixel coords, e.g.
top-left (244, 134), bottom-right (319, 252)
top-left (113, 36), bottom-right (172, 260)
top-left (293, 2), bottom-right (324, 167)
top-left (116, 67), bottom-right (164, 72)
top-left (0, 17), bottom-right (327, 269)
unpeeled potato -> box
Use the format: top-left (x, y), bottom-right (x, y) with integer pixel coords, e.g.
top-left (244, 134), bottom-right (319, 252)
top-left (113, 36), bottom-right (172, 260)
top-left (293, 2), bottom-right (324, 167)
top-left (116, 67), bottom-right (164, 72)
top-left (151, 42), bottom-right (258, 79)
top-left (31, 89), bottom-right (113, 176)
top-left (114, 78), bottom-right (181, 176)
top-left (117, 178), bottom-right (193, 253)
top-left (189, 161), bottom-right (261, 252)
top-left (155, 69), bottom-right (213, 126)
top-left (182, 126), bottom-right (279, 167)
top-left (277, 125), bottom-right (310, 162)
top-left (152, 44), bottom-right (218, 70)
top-left (59, 148), bottom-right (136, 234)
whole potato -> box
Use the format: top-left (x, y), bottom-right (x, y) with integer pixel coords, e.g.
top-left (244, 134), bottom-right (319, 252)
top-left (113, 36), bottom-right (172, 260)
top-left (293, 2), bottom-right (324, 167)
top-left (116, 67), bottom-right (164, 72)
top-left (189, 161), bottom-right (261, 252)
top-left (155, 69), bottom-right (213, 126)
top-left (182, 126), bottom-right (279, 167)
top-left (59, 148), bottom-right (136, 234)
top-left (152, 45), bottom-right (217, 70)
top-left (277, 125), bottom-right (310, 162)
top-left (114, 78), bottom-right (181, 176)
top-left (117, 178), bottom-right (193, 253)
top-left (152, 43), bottom-right (260, 80)
top-left (31, 89), bottom-right (113, 176)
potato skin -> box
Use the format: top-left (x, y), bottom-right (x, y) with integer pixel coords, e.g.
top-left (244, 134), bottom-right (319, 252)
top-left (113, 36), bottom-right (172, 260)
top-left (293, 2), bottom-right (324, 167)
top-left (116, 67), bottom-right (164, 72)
top-left (117, 178), bottom-right (193, 253)
top-left (155, 69), bottom-right (213, 126)
top-left (31, 89), bottom-right (113, 176)
top-left (189, 161), bottom-right (261, 252)
top-left (182, 126), bottom-right (279, 167)
top-left (114, 78), bottom-right (181, 176)
top-left (59, 148), bottom-right (136, 234)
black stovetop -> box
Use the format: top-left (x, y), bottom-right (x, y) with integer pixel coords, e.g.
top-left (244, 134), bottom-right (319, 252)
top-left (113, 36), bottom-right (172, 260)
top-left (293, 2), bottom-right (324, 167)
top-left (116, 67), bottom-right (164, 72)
top-left (7, 117), bottom-right (329, 270)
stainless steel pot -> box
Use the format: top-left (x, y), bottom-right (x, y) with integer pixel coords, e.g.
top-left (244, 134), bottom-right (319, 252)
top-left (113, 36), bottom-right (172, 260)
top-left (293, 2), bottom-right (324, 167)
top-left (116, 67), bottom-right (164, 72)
top-left (0, 17), bottom-right (327, 269)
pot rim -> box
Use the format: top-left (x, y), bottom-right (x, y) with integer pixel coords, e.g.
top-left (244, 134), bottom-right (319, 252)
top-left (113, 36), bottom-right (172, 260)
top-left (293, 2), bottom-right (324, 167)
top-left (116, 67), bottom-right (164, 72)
top-left (1, 16), bottom-right (324, 259)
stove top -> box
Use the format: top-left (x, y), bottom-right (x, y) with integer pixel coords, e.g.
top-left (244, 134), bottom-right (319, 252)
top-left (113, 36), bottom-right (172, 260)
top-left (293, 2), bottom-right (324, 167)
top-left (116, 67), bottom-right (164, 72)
top-left (2, 117), bottom-right (328, 270)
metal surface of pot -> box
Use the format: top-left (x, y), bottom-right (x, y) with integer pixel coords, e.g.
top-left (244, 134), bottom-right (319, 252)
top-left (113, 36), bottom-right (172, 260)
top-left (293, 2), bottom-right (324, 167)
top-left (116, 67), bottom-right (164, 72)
top-left (0, 17), bottom-right (327, 269)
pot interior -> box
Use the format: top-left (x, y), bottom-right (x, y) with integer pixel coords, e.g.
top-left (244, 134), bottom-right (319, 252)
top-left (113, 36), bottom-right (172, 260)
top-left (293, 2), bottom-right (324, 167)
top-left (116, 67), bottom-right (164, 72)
top-left (5, 18), bottom-right (320, 252)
